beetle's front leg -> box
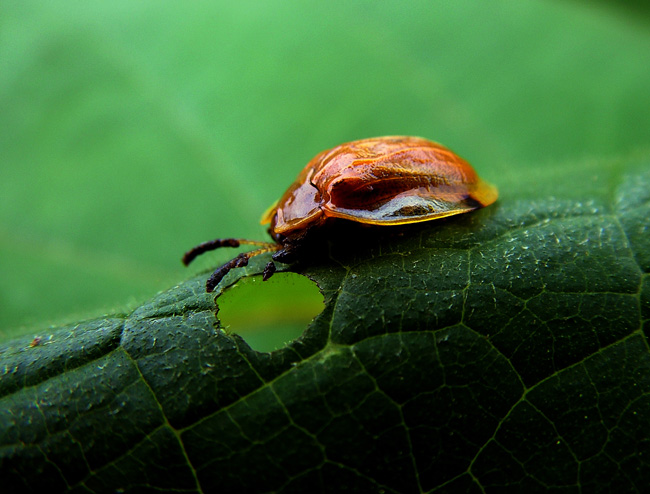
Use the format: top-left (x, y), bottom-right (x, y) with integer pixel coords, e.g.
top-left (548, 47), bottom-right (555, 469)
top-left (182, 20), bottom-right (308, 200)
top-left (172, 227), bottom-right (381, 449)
top-left (262, 261), bottom-right (276, 281)
top-left (206, 253), bottom-right (250, 292)
top-left (204, 244), bottom-right (282, 291)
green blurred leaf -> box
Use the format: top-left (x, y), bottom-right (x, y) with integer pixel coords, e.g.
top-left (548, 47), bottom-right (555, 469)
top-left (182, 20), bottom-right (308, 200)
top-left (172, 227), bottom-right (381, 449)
top-left (2, 0), bottom-right (650, 337)
top-left (1, 157), bottom-right (648, 492)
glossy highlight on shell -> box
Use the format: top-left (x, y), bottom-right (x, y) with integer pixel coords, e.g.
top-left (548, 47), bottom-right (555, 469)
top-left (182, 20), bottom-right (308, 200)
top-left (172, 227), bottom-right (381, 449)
top-left (184, 136), bottom-right (498, 291)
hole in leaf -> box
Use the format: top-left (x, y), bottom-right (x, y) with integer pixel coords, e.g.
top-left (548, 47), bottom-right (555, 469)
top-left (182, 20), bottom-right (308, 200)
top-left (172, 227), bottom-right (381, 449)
top-left (217, 272), bottom-right (324, 353)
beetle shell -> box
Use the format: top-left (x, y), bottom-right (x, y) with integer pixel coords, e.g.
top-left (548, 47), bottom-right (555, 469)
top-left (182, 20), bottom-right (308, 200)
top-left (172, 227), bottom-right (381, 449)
top-left (262, 136), bottom-right (497, 237)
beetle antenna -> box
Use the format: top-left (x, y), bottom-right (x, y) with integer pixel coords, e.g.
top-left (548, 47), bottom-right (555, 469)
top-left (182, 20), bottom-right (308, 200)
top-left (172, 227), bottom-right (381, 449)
top-left (205, 245), bottom-right (280, 292)
top-left (182, 238), bottom-right (275, 266)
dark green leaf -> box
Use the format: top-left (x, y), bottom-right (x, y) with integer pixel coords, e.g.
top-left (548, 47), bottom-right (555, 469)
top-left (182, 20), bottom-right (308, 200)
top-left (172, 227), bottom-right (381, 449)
top-left (1, 159), bottom-right (648, 493)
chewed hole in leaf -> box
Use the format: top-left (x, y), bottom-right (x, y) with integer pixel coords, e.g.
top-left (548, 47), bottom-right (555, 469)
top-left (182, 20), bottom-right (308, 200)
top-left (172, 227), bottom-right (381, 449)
top-left (216, 272), bottom-right (324, 352)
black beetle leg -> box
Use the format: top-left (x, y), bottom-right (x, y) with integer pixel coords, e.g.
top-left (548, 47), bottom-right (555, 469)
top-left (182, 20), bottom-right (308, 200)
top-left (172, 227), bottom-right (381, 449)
top-left (262, 261), bottom-right (276, 281)
top-left (206, 253), bottom-right (250, 292)
top-left (204, 244), bottom-right (281, 292)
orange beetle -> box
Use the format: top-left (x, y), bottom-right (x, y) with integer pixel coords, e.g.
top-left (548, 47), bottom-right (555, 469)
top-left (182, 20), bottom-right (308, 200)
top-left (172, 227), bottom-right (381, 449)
top-left (183, 136), bottom-right (498, 292)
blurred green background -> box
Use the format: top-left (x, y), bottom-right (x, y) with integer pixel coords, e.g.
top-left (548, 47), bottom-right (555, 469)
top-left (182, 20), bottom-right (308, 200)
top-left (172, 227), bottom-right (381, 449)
top-left (1, 1), bottom-right (649, 342)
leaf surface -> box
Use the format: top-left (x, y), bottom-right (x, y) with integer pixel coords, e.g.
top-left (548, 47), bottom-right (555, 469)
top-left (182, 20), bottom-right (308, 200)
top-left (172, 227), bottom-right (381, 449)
top-left (1, 159), bottom-right (648, 493)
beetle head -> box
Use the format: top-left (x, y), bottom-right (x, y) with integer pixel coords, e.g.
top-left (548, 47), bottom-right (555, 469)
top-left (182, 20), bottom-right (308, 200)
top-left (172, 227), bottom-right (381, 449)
top-left (267, 171), bottom-right (324, 238)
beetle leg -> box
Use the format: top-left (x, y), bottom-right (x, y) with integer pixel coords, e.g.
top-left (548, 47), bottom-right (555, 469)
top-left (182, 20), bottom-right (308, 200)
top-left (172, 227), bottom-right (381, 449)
top-left (205, 245), bottom-right (280, 292)
top-left (262, 261), bottom-right (276, 281)
top-left (182, 238), bottom-right (275, 266)
top-left (206, 252), bottom-right (249, 292)
top-left (271, 244), bottom-right (301, 264)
